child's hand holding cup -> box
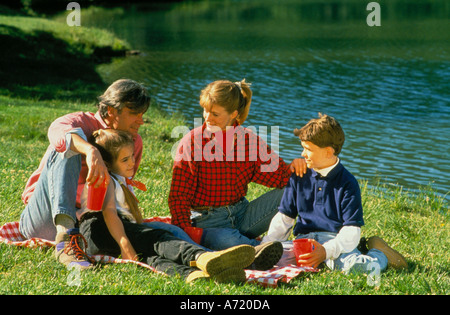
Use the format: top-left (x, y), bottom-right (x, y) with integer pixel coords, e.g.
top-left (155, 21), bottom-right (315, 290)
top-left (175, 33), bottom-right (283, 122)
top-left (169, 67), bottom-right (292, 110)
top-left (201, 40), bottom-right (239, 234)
top-left (293, 238), bottom-right (315, 266)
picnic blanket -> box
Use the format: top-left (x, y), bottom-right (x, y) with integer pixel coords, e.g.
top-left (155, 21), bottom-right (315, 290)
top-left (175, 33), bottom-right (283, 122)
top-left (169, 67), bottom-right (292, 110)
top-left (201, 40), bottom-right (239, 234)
top-left (0, 217), bottom-right (317, 288)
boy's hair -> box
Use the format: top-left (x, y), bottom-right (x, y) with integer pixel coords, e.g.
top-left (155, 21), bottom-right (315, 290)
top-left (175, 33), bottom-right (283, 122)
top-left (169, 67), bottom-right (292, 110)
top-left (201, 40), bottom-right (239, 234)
top-left (200, 79), bottom-right (252, 124)
top-left (294, 113), bottom-right (345, 156)
top-left (89, 129), bottom-right (135, 168)
top-left (97, 79), bottom-right (151, 119)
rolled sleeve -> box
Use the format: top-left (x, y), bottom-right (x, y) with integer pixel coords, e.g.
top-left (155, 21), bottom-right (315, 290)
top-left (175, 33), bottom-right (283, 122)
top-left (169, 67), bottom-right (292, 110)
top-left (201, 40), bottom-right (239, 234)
top-left (322, 226), bottom-right (361, 260)
top-left (62, 127), bottom-right (87, 158)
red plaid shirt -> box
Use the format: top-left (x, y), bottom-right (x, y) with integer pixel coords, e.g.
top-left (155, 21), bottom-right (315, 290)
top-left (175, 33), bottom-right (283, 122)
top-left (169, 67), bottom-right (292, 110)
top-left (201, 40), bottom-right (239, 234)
top-left (168, 123), bottom-right (291, 229)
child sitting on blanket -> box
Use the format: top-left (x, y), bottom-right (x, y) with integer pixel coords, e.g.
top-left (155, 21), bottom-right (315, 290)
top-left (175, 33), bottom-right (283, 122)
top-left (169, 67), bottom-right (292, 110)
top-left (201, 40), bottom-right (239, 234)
top-left (262, 113), bottom-right (407, 274)
top-left (77, 129), bottom-right (256, 283)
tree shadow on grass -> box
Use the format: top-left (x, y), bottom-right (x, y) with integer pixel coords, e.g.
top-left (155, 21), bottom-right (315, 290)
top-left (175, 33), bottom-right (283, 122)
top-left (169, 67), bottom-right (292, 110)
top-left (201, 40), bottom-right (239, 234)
top-left (0, 24), bottom-right (115, 102)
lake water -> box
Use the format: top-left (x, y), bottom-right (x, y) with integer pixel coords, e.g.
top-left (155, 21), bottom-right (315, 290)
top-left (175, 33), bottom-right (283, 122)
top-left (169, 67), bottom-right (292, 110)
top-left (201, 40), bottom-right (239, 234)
top-left (82, 0), bottom-right (449, 201)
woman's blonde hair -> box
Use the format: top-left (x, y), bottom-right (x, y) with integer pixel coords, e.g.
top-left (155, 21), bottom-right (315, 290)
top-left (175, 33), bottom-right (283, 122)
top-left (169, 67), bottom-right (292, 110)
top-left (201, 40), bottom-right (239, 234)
top-left (89, 129), bottom-right (134, 168)
top-left (199, 79), bottom-right (252, 124)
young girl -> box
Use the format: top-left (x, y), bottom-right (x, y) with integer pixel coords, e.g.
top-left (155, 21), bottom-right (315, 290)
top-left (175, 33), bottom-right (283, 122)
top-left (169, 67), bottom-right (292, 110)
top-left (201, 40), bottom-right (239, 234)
top-left (77, 129), bottom-right (255, 283)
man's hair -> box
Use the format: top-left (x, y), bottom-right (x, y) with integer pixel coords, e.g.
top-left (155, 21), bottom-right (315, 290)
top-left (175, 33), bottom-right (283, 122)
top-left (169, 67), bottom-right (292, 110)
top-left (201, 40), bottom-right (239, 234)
top-left (294, 113), bottom-right (345, 156)
top-left (97, 79), bottom-right (150, 119)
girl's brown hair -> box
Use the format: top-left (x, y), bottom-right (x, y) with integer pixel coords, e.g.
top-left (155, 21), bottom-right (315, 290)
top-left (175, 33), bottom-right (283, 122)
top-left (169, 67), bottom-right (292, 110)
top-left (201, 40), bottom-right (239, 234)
top-left (89, 129), bottom-right (135, 168)
top-left (199, 79), bottom-right (252, 124)
top-left (89, 129), bottom-right (144, 224)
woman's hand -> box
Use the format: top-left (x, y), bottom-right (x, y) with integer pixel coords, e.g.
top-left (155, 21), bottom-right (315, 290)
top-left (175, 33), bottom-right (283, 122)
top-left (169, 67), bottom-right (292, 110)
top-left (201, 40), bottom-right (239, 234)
top-left (289, 158), bottom-right (308, 177)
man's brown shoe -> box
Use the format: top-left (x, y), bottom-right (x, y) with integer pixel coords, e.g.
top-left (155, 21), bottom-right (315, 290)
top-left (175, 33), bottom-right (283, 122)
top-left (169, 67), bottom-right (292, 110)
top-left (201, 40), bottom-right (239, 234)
top-left (367, 236), bottom-right (408, 270)
top-left (248, 241), bottom-right (283, 271)
top-left (55, 228), bottom-right (93, 270)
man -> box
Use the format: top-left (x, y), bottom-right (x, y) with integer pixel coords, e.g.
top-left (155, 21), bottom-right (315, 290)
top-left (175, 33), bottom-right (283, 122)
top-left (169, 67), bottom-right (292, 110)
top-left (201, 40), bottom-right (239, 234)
top-left (19, 79), bottom-right (150, 269)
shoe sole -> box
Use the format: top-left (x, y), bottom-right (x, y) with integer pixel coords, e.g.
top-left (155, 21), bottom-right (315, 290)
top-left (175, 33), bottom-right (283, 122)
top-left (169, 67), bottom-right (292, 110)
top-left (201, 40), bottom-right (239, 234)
top-left (197, 245), bottom-right (255, 276)
top-left (368, 237), bottom-right (408, 269)
top-left (252, 242), bottom-right (283, 271)
top-left (213, 267), bottom-right (246, 283)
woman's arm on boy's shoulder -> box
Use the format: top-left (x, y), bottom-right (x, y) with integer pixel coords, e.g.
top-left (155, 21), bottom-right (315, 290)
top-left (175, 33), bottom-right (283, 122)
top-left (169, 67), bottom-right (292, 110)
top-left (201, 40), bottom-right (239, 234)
top-left (102, 182), bottom-right (138, 261)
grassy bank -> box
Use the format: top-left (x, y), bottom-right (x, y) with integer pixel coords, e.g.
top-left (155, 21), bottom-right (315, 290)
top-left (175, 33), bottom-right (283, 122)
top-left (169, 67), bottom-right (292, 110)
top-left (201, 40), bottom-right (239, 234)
top-left (0, 95), bottom-right (448, 295)
top-left (0, 10), bottom-right (448, 295)
top-left (0, 12), bottom-right (130, 101)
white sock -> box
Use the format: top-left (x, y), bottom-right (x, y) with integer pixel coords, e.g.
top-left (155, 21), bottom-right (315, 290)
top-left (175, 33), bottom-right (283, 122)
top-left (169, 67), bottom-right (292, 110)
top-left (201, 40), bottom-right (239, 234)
top-left (55, 214), bottom-right (75, 234)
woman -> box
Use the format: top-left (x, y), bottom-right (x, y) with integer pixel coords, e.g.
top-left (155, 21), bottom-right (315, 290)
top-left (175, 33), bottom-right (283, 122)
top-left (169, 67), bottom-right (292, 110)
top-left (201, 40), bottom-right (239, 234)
top-left (169, 79), bottom-right (306, 269)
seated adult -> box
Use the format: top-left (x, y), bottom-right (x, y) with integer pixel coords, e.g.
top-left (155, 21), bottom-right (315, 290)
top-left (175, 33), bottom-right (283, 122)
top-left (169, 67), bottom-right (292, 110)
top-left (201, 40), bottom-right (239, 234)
top-left (19, 79), bottom-right (150, 269)
top-left (169, 79), bottom-right (307, 270)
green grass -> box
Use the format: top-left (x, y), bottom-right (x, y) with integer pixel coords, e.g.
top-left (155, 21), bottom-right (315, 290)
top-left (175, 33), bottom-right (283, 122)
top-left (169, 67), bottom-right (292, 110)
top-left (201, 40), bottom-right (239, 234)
top-left (0, 95), bottom-right (448, 295)
top-left (0, 13), bottom-right (130, 101)
top-left (0, 15), bottom-right (130, 53)
top-left (0, 9), bottom-right (448, 295)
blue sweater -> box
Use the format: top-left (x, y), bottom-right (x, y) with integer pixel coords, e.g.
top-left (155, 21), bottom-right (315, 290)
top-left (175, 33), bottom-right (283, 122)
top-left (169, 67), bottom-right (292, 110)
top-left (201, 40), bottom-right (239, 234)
top-left (279, 162), bottom-right (364, 235)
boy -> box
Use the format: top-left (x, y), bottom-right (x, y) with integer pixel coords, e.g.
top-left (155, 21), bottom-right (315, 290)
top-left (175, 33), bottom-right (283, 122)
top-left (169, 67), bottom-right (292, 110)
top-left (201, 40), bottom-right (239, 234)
top-left (262, 113), bottom-right (407, 273)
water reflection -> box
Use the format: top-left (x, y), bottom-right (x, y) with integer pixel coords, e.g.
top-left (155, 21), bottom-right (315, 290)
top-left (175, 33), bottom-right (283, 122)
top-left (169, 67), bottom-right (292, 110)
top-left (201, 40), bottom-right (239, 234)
top-left (84, 0), bottom-right (449, 200)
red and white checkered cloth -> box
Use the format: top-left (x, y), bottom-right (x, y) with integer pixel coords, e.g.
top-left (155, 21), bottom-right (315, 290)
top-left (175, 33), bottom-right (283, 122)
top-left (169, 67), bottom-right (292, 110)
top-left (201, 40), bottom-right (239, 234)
top-left (0, 217), bottom-right (316, 288)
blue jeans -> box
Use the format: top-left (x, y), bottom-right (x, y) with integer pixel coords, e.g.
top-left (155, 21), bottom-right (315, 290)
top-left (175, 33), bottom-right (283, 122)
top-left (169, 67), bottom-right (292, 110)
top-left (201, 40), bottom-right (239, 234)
top-left (142, 221), bottom-right (209, 251)
top-left (19, 149), bottom-right (81, 240)
top-left (295, 232), bottom-right (388, 274)
top-left (191, 189), bottom-right (285, 251)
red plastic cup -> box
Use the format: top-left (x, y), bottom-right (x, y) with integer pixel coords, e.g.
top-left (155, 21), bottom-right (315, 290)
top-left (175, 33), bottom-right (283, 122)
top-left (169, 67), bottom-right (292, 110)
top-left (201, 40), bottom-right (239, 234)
top-left (185, 227), bottom-right (203, 244)
top-left (87, 179), bottom-right (107, 211)
top-left (293, 238), bottom-right (314, 266)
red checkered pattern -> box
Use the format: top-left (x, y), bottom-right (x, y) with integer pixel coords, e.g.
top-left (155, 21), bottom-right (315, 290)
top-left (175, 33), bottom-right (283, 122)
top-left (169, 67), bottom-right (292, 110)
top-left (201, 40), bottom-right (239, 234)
top-left (246, 265), bottom-right (318, 288)
top-left (169, 123), bottom-right (291, 229)
top-left (0, 218), bottom-right (316, 288)
top-left (0, 221), bottom-right (55, 247)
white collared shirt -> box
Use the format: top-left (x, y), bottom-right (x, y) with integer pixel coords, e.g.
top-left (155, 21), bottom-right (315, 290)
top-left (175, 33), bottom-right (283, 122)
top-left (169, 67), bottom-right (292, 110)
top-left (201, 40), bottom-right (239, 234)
top-left (313, 157), bottom-right (340, 177)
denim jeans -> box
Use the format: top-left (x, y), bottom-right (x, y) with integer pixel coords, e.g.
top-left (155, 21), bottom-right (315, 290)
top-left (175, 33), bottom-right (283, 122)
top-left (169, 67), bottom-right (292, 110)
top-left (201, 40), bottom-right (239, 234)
top-left (191, 188), bottom-right (284, 251)
top-left (142, 221), bottom-right (210, 251)
top-left (19, 149), bottom-right (81, 240)
top-left (294, 232), bottom-right (388, 274)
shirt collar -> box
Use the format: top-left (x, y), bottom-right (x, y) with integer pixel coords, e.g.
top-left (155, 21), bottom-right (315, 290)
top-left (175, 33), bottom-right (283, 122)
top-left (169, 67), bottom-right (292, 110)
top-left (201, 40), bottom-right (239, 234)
top-left (313, 158), bottom-right (340, 177)
top-left (111, 172), bottom-right (126, 185)
top-left (94, 111), bottom-right (109, 129)
top-left (202, 121), bottom-right (240, 140)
